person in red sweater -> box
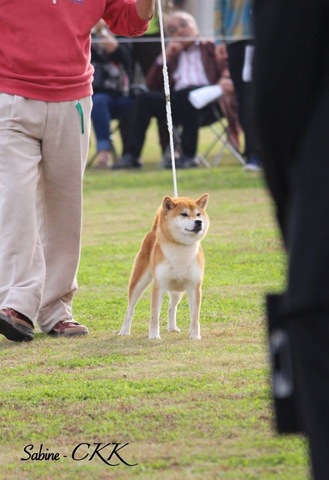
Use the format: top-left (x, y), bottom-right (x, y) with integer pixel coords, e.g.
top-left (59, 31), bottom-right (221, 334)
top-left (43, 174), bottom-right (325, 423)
top-left (0, 0), bottom-right (155, 342)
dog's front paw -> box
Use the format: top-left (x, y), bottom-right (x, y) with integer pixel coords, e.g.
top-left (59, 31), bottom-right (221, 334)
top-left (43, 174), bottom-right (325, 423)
top-left (118, 329), bottom-right (130, 336)
top-left (189, 332), bottom-right (201, 340)
top-left (149, 332), bottom-right (161, 340)
top-left (168, 326), bottom-right (181, 333)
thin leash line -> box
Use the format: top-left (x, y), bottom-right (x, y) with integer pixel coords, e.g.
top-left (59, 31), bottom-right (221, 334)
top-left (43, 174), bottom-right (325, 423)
top-left (156, 0), bottom-right (178, 198)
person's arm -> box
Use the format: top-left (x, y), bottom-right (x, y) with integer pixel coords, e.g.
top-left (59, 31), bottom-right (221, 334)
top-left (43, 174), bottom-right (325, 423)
top-left (93, 21), bottom-right (119, 54)
top-left (146, 41), bottom-right (181, 91)
top-left (165, 41), bottom-right (184, 62)
top-left (146, 60), bottom-right (164, 91)
top-left (136, 0), bottom-right (155, 20)
top-left (103, 0), bottom-right (155, 37)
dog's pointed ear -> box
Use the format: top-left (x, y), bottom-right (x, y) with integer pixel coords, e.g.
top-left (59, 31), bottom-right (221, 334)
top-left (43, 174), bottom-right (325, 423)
top-left (196, 193), bottom-right (209, 210)
top-left (162, 196), bottom-right (176, 212)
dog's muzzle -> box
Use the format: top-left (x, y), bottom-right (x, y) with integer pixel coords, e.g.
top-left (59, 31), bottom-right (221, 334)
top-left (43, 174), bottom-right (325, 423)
top-left (192, 219), bottom-right (203, 233)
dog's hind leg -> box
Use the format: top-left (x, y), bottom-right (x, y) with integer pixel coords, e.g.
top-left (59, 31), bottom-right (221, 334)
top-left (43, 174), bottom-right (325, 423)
top-left (149, 282), bottom-right (166, 339)
top-left (119, 265), bottom-right (152, 336)
top-left (167, 291), bottom-right (183, 333)
top-left (187, 283), bottom-right (202, 340)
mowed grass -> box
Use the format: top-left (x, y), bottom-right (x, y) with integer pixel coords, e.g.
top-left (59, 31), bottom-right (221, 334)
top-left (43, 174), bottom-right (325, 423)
top-left (0, 123), bottom-right (309, 479)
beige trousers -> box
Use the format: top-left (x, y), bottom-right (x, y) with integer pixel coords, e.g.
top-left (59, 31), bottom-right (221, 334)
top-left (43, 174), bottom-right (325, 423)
top-left (0, 94), bottom-right (91, 332)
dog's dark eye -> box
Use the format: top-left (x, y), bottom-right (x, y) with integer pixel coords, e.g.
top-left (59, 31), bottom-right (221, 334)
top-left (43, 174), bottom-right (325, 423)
top-left (181, 212), bottom-right (188, 217)
top-left (196, 213), bottom-right (201, 217)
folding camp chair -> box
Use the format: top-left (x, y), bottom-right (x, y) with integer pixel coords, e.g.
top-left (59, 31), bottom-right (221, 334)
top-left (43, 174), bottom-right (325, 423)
top-left (164, 102), bottom-right (245, 168)
top-left (197, 103), bottom-right (245, 168)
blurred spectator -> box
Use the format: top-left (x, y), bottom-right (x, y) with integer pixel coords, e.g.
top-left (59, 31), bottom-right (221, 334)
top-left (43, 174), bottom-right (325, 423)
top-left (214, 0), bottom-right (262, 171)
top-left (113, 11), bottom-right (238, 169)
top-left (91, 21), bottom-right (135, 168)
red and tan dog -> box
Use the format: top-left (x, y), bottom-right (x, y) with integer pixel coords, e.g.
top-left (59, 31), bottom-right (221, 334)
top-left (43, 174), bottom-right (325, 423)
top-left (119, 194), bottom-right (209, 339)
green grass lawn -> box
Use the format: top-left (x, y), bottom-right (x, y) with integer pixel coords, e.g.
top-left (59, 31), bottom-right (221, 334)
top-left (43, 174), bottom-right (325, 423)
top-left (0, 124), bottom-right (309, 479)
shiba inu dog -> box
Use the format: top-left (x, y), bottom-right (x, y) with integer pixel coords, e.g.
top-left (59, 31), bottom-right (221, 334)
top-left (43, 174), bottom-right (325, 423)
top-left (119, 194), bottom-right (209, 340)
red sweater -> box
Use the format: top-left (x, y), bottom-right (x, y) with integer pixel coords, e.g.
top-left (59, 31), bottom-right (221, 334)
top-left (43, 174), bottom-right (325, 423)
top-left (0, 0), bottom-right (150, 102)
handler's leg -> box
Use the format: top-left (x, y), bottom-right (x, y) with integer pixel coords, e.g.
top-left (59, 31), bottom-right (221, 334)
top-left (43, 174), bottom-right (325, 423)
top-left (0, 94), bottom-right (45, 329)
top-left (37, 98), bottom-right (92, 334)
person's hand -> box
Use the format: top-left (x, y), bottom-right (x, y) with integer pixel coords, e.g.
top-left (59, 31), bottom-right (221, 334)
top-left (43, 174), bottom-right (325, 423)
top-left (92, 20), bottom-right (107, 36)
top-left (93, 21), bottom-right (118, 54)
top-left (219, 77), bottom-right (234, 94)
top-left (166, 41), bottom-right (184, 61)
top-left (215, 43), bottom-right (228, 62)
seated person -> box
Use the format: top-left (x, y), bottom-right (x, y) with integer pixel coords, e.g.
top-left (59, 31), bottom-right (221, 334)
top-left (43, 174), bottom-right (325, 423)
top-left (113, 11), bottom-right (238, 169)
top-left (91, 21), bottom-right (135, 169)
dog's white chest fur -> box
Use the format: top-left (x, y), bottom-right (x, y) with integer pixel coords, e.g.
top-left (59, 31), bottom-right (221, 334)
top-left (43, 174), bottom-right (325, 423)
top-left (155, 242), bottom-right (202, 291)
